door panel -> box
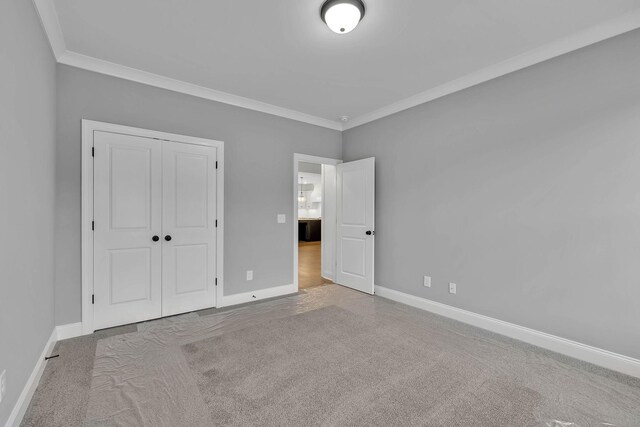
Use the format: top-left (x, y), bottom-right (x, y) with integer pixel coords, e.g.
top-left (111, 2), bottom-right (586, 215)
top-left (93, 131), bottom-right (162, 330)
top-left (336, 157), bottom-right (375, 294)
top-left (109, 147), bottom-right (152, 229)
top-left (175, 154), bottom-right (209, 228)
top-left (340, 238), bottom-right (366, 277)
top-left (341, 168), bottom-right (367, 225)
top-left (109, 248), bottom-right (152, 304)
top-left (162, 141), bottom-right (217, 316)
top-left (174, 244), bottom-right (208, 294)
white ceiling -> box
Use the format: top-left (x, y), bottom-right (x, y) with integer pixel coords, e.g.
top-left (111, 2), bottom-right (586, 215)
top-left (44, 0), bottom-right (640, 128)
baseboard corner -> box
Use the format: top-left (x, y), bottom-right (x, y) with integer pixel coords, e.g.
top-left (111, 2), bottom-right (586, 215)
top-left (55, 322), bottom-right (83, 341)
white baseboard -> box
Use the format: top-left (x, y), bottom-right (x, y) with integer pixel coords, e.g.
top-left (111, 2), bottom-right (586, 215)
top-left (374, 286), bottom-right (640, 379)
top-left (4, 328), bottom-right (57, 427)
top-left (221, 284), bottom-right (297, 308)
top-left (55, 322), bottom-right (83, 341)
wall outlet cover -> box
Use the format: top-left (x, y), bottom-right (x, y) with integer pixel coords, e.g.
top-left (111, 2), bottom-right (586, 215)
top-left (423, 276), bottom-right (431, 287)
top-left (277, 214), bottom-right (286, 223)
top-left (246, 270), bottom-right (253, 281)
top-left (449, 282), bottom-right (457, 294)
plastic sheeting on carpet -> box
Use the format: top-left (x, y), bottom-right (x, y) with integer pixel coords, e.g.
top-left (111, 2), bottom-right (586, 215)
top-left (83, 285), bottom-right (640, 426)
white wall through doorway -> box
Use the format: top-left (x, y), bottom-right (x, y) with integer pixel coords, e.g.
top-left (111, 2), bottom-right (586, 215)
top-left (298, 168), bottom-right (322, 219)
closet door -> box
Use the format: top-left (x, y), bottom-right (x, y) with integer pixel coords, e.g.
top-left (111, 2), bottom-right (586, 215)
top-left (93, 131), bottom-right (163, 330)
top-left (161, 141), bottom-right (218, 316)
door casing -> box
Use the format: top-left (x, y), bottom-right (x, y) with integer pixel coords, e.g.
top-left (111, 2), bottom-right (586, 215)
top-left (82, 120), bottom-right (224, 335)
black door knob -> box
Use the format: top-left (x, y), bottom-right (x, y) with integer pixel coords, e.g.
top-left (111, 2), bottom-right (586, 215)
top-left (366, 230), bottom-right (373, 235)
top-left (164, 235), bottom-right (172, 241)
top-left (152, 235), bottom-right (160, 242)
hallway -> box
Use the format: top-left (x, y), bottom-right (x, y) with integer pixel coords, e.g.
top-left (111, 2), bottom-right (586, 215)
top-left (298, 242), bottom-right (333, 289)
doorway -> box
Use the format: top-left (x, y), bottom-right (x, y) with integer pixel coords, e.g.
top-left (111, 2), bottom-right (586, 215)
top-left (298, 162), bottom-right (330, 289)
top-left (293, 155), bottom-right (341, 291)
top-left (293, 154), bottom-right (376, 295)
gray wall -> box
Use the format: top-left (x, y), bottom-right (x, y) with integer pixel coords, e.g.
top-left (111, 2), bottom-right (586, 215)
top-left (0, 1), bottom-right (57, 424)
top-left (55, 65), bottom-right (342, 325)
top-left (343, 29), bottom-right (640, 359)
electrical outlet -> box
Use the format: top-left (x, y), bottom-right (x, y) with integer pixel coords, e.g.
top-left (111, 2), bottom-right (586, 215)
top-left (449, 282), bottom-right (457, 294)
top-left (246, 270), bottom-right (253, 281)
top-left (277, 214), bottom-right (286, 224)
top-left (423, 276), bottom-right (431, 287)
top-left (0, 369), bottom-right (6, 404)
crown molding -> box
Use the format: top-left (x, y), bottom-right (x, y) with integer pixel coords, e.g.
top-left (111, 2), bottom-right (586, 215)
top-left (30, 1), bottom-right (343, 131)
top-left (32, 0), bottom-right (66, 60)
top-left (343, 9), bottom-right (640, 130)
top-left (57, 51), bottom-right (343, 130)
top-left (32, 1), bottom-right (640, 133)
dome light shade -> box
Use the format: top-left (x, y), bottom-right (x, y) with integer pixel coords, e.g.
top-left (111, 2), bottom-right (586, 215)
top-left (321, 0), bottom-right (365, 34)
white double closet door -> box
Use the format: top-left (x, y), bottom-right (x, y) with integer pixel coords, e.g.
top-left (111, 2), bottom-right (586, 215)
top-left (93, 131), bottom-right (218, 330)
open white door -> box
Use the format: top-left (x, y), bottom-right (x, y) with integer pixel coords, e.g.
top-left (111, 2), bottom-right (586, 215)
top-left (336, 157), bottom-right (375, 294)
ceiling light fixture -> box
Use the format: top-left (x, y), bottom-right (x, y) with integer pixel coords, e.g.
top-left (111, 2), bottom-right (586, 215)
top-left (320, 0), bottom-right (365, 34)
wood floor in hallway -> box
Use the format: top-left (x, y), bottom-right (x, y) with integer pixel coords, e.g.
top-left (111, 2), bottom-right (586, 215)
top-left (298, 241), bottom-right (333, 289)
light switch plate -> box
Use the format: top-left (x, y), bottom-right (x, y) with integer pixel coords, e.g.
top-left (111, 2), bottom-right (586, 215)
top-left (449, 283), bottom-right (457, 294)
top-left (277, 214), bottom-right (286, 223)
top-left (246, 270), bottom-right (253, 281)
top-left (423, 276), bottom-right (431, 287)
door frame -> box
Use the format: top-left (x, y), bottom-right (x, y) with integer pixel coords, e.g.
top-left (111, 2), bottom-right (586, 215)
top-left (293, 154), bottom-right (342, 291)
top-left (81, 120), bottom-right (224, 335)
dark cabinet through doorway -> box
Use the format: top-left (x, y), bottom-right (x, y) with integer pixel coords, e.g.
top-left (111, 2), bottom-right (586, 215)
top-left (299, 219), bottom-right (321, 242)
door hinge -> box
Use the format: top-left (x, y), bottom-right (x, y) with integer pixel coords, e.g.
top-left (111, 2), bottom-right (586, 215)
top-left (215, 219), bottom-right (218, 228)
top-left (215, 161), bottom-right (218, 169)
top-left (215, 278), bottom-right (218, 286)
top-left (91, 147), bottom-right (94, 157)
top-left (92, 221), bottom-right (95, 231)
top-left (92, 294), bottom-right (95, 304)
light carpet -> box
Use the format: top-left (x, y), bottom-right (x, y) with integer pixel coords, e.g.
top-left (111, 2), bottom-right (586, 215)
top-left (21, 285), bottom-right (640, 426)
